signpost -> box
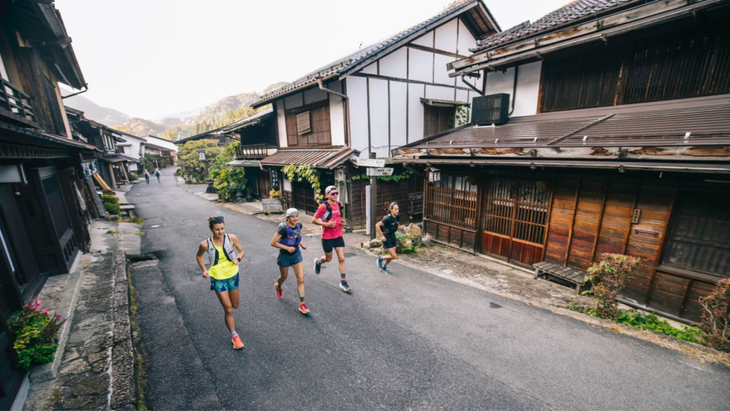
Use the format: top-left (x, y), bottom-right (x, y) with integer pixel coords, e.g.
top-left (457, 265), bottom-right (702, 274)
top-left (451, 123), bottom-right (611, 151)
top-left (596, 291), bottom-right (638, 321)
top-left (359, 155), bottom-right (390, 238)
top-left (366, 167), bottom-right (394, 176)
top-left (356, 158), bottom-right (385, 168)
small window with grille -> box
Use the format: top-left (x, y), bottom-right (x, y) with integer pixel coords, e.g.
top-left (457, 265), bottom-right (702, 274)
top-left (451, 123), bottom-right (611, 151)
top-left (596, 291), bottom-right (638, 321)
top-left (296, 111), bottom-right (311, 135)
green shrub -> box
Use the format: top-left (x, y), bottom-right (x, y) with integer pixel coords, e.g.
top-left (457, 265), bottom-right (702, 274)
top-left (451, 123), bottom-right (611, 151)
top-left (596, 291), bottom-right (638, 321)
top-left (8, 300), bottom-right (65, 369)
top-left (616, 310), bottom-right (703, 343)
top-left (211, 167), bottom-right (247, 202)
top-left (105, 202), bottom-right (120, 215)
top-left (585, 254), bottom-right (640, 320)
top-left (102, 189), bottom-right (116, 196)
top-left (128, 172), bottom-right (139, 181)
top-left (102, 195), bottom-right (119, 204)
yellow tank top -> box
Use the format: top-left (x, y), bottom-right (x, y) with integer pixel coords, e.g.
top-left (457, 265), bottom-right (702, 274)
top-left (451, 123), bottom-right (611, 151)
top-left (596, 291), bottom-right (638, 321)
top-left (209, 243), bottom-right (238, 280)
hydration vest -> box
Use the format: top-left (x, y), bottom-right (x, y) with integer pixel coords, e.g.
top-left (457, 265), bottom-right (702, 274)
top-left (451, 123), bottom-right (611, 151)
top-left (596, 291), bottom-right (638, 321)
top-left (206, 234), bottom-right (237, 266)
top-left (278, 223), bottom-right (302, 248)
top-left (321, 201), bottom-right (343, 221)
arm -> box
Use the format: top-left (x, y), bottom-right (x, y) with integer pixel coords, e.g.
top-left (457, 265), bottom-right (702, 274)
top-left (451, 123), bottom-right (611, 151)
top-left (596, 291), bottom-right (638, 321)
top-left (230, 234), bottom-right (244, 266)
top-left (312, 205), bottom-right (336, 228)
top-left (375, 221), bottom-right (386, 241)
top-left (271, 232), bottom-right (296, 254)
top-left (196, 242), bottom-right (209, 278)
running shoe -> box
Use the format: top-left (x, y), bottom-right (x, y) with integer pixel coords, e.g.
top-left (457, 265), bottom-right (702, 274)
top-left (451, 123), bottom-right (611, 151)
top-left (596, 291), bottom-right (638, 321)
top-left (340, 281), bottom-right (351, 293)
top-left (314, 258), bottom-right (321, 275)
top-left (382, 266), bottom-right (392, 274)
top-left (232, 335), bottom-right (244, 350)
top-left (275, 283), bottom-right (284, 299)
top-left (299, 302), bottom-right (310, 315)
top-left (376, 255), bottom-right (383, 269)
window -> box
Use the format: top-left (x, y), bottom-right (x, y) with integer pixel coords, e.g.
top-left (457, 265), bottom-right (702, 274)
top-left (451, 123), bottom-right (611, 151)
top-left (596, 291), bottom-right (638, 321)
top-left (426, 173), bottom-right (478, 230)
top-left (285, 100), bottom-right (331, 146)
top-left (423, 105), bottom-right (456, 138)
top-left (296, 111), bottom-right (311, 135)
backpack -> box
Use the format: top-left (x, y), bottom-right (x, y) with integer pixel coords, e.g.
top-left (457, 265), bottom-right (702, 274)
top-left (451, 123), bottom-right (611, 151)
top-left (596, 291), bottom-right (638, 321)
top-left (206, 234), bottom-right (237, 266)
top-left (321, 200), bottom-right (343, 222)
top-left (278, 223), bottom-right (302, 248)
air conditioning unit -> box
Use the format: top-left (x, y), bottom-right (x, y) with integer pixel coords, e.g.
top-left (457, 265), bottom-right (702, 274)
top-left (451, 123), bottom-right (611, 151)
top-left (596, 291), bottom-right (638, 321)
top-left (472, 93), bottom-right (510, 126)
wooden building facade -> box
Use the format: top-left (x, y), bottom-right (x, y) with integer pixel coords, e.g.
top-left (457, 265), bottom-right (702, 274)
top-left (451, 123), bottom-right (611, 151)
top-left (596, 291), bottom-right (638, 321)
top-left (394, 0), bottom-right (730, 323)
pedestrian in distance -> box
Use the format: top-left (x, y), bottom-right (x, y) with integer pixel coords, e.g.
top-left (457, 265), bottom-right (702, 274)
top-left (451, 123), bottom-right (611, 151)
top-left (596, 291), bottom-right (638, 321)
top-left (155, 168), bottom-right (161, 183)
top-left (196, 216), bottom-right (246, 350)
top-left (312, 185), bottom-right (351, 292)
top-left (144, 170), bottom-right (150, 184)
top-left (271, 208), bottom-right (310, 315)
top-left (375, 202), bottom-right (409, 274)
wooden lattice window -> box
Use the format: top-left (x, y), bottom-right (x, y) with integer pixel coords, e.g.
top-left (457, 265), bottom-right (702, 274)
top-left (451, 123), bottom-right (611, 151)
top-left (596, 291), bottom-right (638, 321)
top-left (296, 111), bottom-right (311, 135)
top-left (425, 173), bottom-right (478, 230)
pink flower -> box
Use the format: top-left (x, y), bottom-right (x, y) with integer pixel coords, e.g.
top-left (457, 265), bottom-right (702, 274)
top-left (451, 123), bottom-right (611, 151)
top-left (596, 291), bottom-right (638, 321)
top-left (41, 309), bottom-right (50, 316)
top-left (55, 314), bottom-right (63, 318)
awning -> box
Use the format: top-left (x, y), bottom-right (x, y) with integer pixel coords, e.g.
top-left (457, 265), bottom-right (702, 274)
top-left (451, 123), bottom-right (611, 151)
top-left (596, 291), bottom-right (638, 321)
top-left (0, 120), bottom-right (99, 151)
top-left (101, 156), bottom-right (127, 164)
top-left (420, 98), bottom-right (469, 107)
top-left (260, 147), bottom-right (359, 169)
top-left (227, 160), bottom-right (262, 167)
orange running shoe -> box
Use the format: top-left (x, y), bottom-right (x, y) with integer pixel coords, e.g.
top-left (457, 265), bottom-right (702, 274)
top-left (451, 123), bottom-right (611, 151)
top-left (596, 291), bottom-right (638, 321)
top-left (299, 302), bottom-right (310, 315)
top-left (275, 283), bottom-right (284, 299)
top-left (232, 335), bottom-right (244, 350)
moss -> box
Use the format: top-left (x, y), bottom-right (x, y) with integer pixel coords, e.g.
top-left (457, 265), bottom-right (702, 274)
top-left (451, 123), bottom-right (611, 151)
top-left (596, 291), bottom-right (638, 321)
top-left (127, 269), bottom-right (149, 411)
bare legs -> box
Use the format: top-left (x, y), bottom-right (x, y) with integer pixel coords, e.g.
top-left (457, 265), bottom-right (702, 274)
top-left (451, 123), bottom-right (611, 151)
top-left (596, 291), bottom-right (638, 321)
top-left (215, 288), bottom-right (240, 332)
top-left (318, 248), bottom-right (346, 279)
top-left (382, 247), bottom-right (398, 266)
top-left (278, 263), bottom-right (305, 299)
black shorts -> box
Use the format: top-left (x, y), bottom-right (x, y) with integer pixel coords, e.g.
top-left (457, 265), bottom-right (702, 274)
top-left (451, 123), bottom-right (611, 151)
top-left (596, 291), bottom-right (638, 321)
top-left (322, 236), bottom-right (346, 253)
top-left (383, 237), bottom-right (397, 250)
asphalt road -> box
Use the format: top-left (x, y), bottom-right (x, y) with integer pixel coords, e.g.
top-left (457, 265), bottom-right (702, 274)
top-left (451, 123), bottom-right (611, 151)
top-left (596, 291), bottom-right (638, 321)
top-left (128, 168), bottom-right (730, 410)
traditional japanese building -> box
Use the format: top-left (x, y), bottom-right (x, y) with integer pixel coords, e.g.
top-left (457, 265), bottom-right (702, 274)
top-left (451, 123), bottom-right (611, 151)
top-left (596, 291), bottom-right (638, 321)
top-left (393, 0), bottom-right (730, 323)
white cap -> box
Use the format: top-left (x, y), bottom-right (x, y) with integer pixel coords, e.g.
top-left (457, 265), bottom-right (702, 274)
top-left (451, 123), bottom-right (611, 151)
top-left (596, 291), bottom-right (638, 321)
top-left (286, 208), bottom-right (300, 217)
top-left (325, 185), bottom-right (337, 196)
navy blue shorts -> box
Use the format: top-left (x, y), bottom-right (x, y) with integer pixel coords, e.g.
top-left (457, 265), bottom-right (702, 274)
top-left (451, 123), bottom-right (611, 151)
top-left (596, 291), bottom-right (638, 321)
top-left (277, 249), bottom-right (303, 267)
top-left (383, 237), bottom-right (397, 250)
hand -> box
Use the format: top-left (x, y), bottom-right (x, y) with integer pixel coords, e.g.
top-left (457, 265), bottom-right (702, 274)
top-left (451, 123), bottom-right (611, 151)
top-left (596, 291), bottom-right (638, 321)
top-left (300, 244), bottom-right (307, 250)
top-left (202, 270), bottom-right (210, 278)
top-left (381, 236), bottom-right (386, 242)
top-left (340, 218), bottom-right (347, 226)
top-left (327, 221), bottom-right (337, 228)
top-left (287, 246), bottom-right (296, 253)
top-left (233, 258), bottom-right (241, 266)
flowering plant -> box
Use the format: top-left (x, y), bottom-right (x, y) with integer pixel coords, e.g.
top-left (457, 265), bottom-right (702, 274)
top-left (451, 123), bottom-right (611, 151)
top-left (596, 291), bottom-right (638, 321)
top-left (8, 300), bottom-right (65, 369)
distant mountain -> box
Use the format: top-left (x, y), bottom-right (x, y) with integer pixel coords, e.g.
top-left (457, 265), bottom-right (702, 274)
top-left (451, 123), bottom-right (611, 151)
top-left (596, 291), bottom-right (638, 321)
top-left (65, 94), bottom-right (130, 126)
top-left (114, 118), bottom-right (168, 139)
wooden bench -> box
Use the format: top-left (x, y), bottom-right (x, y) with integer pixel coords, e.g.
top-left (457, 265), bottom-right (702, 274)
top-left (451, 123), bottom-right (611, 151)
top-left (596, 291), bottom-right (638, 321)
top-left (534, 261), bottom-right (589, 294)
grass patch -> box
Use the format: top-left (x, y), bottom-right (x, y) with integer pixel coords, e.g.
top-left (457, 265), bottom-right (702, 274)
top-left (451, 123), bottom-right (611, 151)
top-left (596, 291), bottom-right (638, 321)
top-left (128, 267), bottom-right (149, 411)
top-left (106, 230), bottom-right (120, 235)
top-left (135, 232), bottom-right (145, 236)
top-left (120, 216), bottom-right (144, 225)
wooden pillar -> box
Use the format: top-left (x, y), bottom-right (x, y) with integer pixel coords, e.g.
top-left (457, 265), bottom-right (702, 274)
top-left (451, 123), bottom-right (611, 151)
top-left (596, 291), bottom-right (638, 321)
top-left (564, 176), bottom-right (582, 266)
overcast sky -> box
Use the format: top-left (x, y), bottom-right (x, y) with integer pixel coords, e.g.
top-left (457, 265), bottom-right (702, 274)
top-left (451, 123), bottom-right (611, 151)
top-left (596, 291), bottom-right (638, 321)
top-left (57, 0), bottom-right (569, 120)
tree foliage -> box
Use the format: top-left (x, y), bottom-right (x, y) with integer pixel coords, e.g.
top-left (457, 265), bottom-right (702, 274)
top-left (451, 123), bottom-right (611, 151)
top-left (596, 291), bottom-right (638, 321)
top-left (585, 254), bottom-right (640, 320)
top-left (178, 139), bottom-right (221, 183)
top-left (700, 279), bottom-right (730, 352)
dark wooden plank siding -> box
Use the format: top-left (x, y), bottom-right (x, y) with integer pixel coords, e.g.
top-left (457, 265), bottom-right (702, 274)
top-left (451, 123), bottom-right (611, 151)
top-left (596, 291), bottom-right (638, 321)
top-left (349, 177), bottom-right (411, 230)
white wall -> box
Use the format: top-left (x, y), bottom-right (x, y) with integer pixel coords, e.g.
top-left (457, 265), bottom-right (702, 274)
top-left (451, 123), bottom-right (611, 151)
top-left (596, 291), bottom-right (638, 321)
top-left (346, 16), bottom-right (479, 158)
top-left (276, 100), bottom-right (287, 148)
top-left (484, 61), bottom-right (542, 117)
top-left (328, 81), bottom-right (346, 146)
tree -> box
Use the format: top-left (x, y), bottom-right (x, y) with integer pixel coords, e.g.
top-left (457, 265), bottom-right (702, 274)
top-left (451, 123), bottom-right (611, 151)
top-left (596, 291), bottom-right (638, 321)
top-left (113, 124), bottom-right (136, 135)
top-left (178, 139), bottom-right (222, 183)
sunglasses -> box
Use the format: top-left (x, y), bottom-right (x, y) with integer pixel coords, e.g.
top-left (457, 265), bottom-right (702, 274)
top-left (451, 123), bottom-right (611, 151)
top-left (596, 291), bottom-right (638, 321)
top-left (329, 192), bottom-right (338, 196)
top-left (210, 216), bottom-right (224, 223)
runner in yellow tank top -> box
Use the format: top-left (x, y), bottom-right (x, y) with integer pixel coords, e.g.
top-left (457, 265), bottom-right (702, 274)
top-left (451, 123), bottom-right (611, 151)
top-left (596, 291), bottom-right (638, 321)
top-left (196, 216), bottom-right (245, 350)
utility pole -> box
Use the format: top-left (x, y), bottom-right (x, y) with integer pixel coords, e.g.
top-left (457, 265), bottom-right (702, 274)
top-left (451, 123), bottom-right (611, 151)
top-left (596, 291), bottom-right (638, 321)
top-left (369, 152), bottom-right (377, 239)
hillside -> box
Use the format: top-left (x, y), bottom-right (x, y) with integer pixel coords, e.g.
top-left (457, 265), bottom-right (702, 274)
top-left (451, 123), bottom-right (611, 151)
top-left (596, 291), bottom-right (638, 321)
top-left (65, 94), bottom-right (130, 126)
top-left (114, 118), bottom-right (168, 138)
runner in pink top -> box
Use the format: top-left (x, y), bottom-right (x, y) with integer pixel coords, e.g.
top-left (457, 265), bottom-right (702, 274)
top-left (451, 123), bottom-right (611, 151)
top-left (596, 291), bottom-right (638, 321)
top-left (312, 186), bottom-right (351, 292)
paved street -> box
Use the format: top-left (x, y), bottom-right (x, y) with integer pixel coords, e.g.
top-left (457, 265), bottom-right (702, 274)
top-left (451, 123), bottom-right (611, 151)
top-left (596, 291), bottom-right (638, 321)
top-left (128, 168), bottom-right (730, 410)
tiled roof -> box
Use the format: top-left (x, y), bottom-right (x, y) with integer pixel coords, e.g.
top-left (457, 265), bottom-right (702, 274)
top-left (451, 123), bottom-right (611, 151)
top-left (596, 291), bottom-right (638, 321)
top-left (175, 109), bottom-right (275, 145)
top-left (254, 0), bottom-right (495, 107)
top-left (261, 148), bottom-right (359, 169)
top-left (395, 94), bottom-right (730, 152)
top-left (473, 0), bottom-right (647, 52)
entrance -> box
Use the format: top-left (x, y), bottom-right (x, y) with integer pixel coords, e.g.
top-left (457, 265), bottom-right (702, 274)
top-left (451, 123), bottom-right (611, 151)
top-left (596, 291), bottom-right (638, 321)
top-left (481, 179), bottom-right (550, 268)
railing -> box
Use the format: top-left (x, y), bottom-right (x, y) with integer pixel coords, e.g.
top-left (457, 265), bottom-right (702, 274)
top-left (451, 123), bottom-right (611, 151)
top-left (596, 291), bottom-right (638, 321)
top-left (0, 78), bottom-right (37, 125)
top-left (234, 143), bottom-right (269, 159)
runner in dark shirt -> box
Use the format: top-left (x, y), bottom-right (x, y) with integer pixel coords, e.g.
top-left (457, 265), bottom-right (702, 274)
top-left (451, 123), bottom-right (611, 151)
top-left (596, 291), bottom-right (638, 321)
top-left (375, 202), bottom-right (409, 274)
top-left (271, 208), bottom-right (310, 314)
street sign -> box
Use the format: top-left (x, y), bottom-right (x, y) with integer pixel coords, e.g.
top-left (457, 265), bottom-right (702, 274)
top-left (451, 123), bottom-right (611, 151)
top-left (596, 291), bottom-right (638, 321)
top-left (356, 158), bottom-right (385, 167)
top-left (366, 167), bottom-right (394, 176)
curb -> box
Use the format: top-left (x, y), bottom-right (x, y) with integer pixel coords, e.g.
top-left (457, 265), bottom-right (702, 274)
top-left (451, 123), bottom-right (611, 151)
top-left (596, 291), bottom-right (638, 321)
top-left (111, 251), bottom-right (137, 410)
top-left (29, 270), bottom-right (84, 382)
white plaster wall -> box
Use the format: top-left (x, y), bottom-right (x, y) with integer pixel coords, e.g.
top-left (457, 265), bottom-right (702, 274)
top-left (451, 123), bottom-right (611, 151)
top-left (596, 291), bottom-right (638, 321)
top-left (456, 89), bottom-right (469, 104)
top-left (276, 100), bottom-right (287, 148)
top-left (435, 19), bottom-right (458, 53)
top-left (484, 61), bottom-right (542, 117)
top-left (368, 78), bottom-right (389, 157)
top-left (457, 19), bottom-right (477, 55)
top-left (434, 54), bottom-right (456, 86)
top-left (408, 48), bottom-right (433, 83)
top-left (304, 87), bottom-right (328, 105)
top-left (379, 47), bottom-right (407, 79)
top-left (407, 83), bottom-right (425, 143)
top-left (328, 81), bottom-right (346, 146)
top-left (345, 76), bottom-right (369, 153)
top-left (361, 63), bottom-right (378, 75)
top-left (426, 85), bottom-right (455, 100)
top-left (411, 31), bottom-right (433, 47)
top-left (389, 81), bottom-right (408, 152)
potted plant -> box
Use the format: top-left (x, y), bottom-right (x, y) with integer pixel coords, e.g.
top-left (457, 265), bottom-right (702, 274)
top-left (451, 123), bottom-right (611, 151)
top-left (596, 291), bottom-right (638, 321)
top-left (8, 300), bottom-right (66, 369)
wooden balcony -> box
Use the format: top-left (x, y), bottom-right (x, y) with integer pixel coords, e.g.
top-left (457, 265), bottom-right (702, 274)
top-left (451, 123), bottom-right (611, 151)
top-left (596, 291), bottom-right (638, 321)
top-left (0, 78), bottom-right (38, 127)
top-left (234, 143), bottom-right (269, 160)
